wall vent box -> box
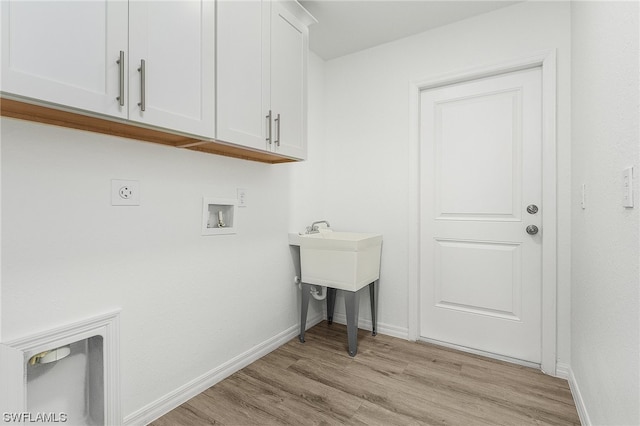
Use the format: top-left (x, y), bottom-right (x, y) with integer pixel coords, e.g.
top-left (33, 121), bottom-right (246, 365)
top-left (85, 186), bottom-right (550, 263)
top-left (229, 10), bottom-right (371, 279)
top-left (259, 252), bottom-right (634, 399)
top-left (202, 197), bottom-right (237, 235)
top-left (0, 311), bottom-right (120, 425)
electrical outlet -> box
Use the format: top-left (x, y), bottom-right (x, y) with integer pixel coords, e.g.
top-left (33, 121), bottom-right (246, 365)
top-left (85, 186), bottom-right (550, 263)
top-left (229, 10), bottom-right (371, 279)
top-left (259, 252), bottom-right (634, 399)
top-left (111, 179), bottom-right (140, 206)
top-left (237, 188), bottom-right (248, 207)
top-left (119, 186), bottom-right (133, 199)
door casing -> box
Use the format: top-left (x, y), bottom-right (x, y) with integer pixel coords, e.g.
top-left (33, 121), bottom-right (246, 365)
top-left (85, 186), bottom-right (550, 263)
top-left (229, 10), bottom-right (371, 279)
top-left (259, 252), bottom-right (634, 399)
top-left (407, 50), bottom-right (557, 376)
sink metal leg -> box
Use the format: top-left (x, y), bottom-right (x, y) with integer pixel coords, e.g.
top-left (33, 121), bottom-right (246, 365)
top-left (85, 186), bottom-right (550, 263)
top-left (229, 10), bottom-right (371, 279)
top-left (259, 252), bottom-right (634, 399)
top-left (369, 280), bottom-right (379, 336)
top-left (326, 288), bottom-right (337, 324)
top-left (299, 283), bottom-right (312, 343)
top-left (344, 290), bottom-right (360, 357)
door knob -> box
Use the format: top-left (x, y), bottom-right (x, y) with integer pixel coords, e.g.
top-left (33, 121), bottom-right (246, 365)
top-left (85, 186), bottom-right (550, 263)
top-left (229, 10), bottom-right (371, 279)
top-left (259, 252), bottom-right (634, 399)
top-left (526, 225), bottom-right (539, 235)
top-left (526, 204), bottom-right (539, 214)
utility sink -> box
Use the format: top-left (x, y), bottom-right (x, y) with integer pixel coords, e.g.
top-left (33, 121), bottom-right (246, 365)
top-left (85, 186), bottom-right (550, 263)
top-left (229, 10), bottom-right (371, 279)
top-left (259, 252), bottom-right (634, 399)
top-left (290, 231), bottom-right (382, 292)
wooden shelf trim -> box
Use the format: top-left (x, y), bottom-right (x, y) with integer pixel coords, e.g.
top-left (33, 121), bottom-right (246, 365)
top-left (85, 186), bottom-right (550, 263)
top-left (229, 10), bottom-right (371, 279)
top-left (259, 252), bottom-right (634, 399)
top-left (0, 98), bottom-right (296, 164)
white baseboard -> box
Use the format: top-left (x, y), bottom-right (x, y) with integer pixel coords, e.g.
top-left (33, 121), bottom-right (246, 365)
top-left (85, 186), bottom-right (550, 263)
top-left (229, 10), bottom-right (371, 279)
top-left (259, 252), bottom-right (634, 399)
top-left (327, 312), bottom-right (409, 340)
top-left (555, 362), bottom-right (570, 380)
top-left (567, 366), bottom-right (591, 426)
top-left (124, 314), bottom-right (323, 426)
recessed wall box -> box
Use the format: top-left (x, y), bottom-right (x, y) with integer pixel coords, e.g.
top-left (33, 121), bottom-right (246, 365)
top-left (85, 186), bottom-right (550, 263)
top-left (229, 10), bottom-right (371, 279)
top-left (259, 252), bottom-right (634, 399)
top-left (202, 197), bottom-right (237, 235)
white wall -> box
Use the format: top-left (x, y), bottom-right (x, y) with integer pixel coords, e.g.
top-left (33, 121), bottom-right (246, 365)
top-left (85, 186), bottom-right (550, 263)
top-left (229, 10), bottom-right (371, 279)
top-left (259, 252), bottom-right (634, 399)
top-left (0, 119), bottom-right (302, 422)
top-left (571, 2), bottom-right (640, 424)
top-left (312, 1), bottom-right (572, 365)
top-left (289, 53), bottom-right (327, 232)
top-left (289, 52), bottom-right (327, 323)
top-left (1, 49), bottom-right (326, 421)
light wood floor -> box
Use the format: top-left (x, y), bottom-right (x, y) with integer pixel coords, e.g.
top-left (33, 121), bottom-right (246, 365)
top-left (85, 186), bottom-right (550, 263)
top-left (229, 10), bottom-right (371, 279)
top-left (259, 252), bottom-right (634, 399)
top-left (151, 322), bottom-right (580, 425)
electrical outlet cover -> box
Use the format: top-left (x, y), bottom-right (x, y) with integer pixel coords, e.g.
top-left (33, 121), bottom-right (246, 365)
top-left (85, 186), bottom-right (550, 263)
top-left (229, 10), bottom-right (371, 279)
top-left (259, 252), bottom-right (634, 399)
top-left (623, 167), bottom-right (634, 208)
top-left (237, 188), bottom-right (247, 207)
top-left (111, 179), bottom-right (140, 206)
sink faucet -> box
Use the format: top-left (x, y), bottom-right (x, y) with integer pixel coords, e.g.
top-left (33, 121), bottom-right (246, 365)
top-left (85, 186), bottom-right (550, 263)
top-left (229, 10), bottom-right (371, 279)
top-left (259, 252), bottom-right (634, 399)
top-left (306, 220), bottom-right (331, 234)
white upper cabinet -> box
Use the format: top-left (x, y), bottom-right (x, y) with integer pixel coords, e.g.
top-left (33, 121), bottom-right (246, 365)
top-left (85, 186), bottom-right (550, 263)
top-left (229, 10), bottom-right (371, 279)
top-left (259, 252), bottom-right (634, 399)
top-left (128, 1), bottom-right (215, 138)
top-left (217, 0), bottom-right (314, 160)
top-left (1, 0), bottom-right (311, 161)
top-left (1, 0), bottom-right (128, 119)
top-left (2, 0), bottom-right (215, 139)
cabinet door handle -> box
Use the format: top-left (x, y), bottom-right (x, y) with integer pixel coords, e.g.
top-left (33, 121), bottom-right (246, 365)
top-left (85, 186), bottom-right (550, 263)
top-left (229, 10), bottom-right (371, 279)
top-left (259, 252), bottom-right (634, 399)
top-left (274, 113), bottom-right (281, 146)
top-left (116, 51), bottom-right (125, 106)
top-left (266, 110), bottom-right (272, 144)
top-left (137, 59), bottom-right (146, 111)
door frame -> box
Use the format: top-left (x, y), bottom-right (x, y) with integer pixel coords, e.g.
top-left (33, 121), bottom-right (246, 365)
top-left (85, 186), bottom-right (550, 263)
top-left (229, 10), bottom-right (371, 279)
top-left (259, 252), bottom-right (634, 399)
top-left (407, 50), bottom-right (557, 376)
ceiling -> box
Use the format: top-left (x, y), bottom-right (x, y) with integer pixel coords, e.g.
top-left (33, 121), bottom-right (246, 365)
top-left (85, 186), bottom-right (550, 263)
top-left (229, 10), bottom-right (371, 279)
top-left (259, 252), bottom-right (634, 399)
top-left (299, 1), bottom-right (521, 60)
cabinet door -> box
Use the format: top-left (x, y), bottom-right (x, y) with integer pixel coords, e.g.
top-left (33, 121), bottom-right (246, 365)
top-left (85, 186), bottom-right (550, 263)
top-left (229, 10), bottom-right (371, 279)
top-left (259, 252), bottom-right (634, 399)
top-left (216, 0), bottom-right (270, 151)
top-left (270, 1), bottom-right (308, 160)
top-left (128, 0), bottom-right (215, 138)
top-left (1, 1), bottom-right (128, 118)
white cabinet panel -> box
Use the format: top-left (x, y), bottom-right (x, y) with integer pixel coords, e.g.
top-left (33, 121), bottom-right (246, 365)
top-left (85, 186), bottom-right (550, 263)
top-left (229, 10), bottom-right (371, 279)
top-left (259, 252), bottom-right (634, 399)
top-left (216, 0), bottom-right (312, 160)
top-left (1, 1), bottom-right (128, 118)
top-left (270, 1), bottom-right (307, 159)
top-left (216, 0), bottom-right (270, 150)
top-left (129, 0), bottom-right (215, 138)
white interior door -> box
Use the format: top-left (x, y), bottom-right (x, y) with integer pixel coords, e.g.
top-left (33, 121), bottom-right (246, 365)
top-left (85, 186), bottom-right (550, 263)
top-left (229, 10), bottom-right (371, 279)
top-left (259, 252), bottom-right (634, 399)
top-left (419, 68), bottom-right (542, 364)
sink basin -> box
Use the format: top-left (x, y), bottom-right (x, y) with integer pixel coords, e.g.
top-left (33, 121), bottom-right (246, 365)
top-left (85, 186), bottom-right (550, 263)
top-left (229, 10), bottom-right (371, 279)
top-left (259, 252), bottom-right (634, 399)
top-left (291, 231), bottom-right (382, 292)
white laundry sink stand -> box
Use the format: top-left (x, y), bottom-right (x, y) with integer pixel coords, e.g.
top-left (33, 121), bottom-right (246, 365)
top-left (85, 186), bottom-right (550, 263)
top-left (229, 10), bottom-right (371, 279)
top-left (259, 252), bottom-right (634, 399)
top-left (289, 230), bottom-right (382, 356)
